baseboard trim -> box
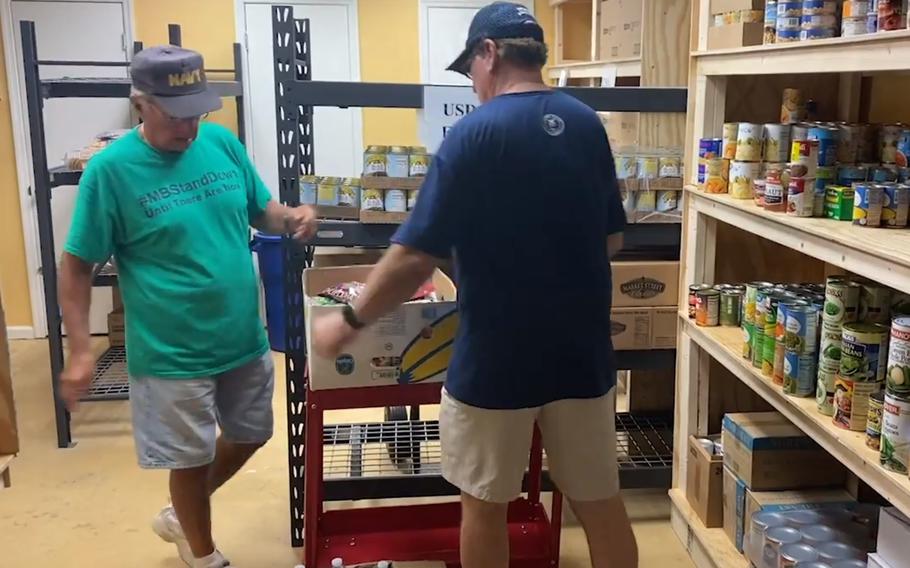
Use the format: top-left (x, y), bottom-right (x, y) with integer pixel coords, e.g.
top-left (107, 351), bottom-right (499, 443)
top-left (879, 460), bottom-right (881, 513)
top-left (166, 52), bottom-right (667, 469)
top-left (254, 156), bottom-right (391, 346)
top-left (6, 326), bottom-right (35, 340)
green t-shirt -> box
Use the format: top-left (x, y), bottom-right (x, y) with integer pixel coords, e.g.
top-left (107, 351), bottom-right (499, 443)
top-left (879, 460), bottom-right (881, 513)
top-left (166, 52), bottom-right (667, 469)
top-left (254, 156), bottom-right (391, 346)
top-left (64, 123), bottom-right (271, 378)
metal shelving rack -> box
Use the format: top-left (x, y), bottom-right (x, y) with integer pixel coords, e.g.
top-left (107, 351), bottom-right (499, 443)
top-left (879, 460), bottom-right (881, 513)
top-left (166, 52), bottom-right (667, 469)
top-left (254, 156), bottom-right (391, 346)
top-left (270, 6), bottom-right (687, 548)
top-left (20, 21), bottom-right (246, 448)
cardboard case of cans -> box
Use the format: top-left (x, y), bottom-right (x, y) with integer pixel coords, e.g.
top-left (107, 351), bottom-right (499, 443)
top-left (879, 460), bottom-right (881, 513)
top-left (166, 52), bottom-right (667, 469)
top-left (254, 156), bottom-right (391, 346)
top-left (614, 147), bottom-right (684, 224)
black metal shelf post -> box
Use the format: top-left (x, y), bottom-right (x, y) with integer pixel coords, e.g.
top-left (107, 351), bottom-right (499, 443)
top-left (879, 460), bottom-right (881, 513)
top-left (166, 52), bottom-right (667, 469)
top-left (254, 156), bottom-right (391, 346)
top-left (270, 5), bottom-right (687, 547)
top-left (20, 21), bottom-right (247, 448)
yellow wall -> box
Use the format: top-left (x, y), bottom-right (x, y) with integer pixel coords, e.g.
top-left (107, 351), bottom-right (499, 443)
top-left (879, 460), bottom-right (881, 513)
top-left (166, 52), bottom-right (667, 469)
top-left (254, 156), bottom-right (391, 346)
top-left (0, 36), bottom-right (32, 327)
top-left (0, 0), bottom-right (556, 330)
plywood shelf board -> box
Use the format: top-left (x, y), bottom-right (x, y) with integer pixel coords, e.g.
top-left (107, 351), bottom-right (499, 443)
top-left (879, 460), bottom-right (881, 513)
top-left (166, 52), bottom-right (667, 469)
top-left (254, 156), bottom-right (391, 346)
top-left (686, 187), bottom-right (910, 296)
top-left (694, 29), bottom-right (910, 75)
top-left (682, 317), bottom-right (910, 518)
top-left (669, 488), bottom-right (749, 568)
top-left (547, 58), bottom-right (642, 79)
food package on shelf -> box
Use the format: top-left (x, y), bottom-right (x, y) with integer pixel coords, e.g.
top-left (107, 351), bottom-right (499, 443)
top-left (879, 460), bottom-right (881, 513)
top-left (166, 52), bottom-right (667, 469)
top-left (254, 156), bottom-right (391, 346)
top-left (614, 146), bottom-right (684, 224)
top-left (63, 129), bottom-right (130, 171)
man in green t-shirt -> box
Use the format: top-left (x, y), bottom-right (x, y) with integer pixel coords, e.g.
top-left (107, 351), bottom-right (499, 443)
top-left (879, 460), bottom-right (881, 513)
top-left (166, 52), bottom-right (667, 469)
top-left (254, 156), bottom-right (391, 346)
top-left (59, 46), bottom-right (315, 568)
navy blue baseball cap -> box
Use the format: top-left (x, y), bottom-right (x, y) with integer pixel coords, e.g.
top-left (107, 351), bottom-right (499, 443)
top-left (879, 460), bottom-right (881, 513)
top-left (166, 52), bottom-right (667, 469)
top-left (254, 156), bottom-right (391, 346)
top-left (447, 2), bottom-right (544, 76)
top-left (131, 46), bottom-right (222, 119)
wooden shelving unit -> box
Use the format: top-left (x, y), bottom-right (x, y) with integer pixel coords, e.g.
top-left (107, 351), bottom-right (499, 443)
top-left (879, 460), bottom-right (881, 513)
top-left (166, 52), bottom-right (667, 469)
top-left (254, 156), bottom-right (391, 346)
top-left (672, 3), bottom-right (910, 565)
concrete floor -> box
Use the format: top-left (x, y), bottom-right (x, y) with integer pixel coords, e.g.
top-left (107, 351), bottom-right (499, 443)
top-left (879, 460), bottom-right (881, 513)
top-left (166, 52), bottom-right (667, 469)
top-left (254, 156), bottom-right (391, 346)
top-left (0, 339), bottom-right (693, 567)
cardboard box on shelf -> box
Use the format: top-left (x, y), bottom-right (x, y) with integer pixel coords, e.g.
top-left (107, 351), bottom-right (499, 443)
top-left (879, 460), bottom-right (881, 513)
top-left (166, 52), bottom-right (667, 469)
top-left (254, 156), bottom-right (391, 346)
top-left (709, 0), bottom-right (764, 12)
top-left (687, 435), bottom-right (724, 528)
top-left (877, 507), bottom-right (910, 568)
top-left (599, 0), bottom-right (642, 60)
top-left (108, 308), bottom-right (125, 348)
top-left (723, 465), bottom-right (747, 551)
top-left (707, 22), bottom-right (764, 50)
top-left (612, 261), bottom-right (680, 307)
top-left (651, 307), bottom-right (678, 348)
top-left (610, 308), bottom-right (651, 350)
top-left (304, 265), bottom-right (457, 390)
top-left (722, 412), bottom-right (845, 491)
top-left (600, 111), bottom-right (639, 149)
top-left (0, 295), bottom-right (18, 456)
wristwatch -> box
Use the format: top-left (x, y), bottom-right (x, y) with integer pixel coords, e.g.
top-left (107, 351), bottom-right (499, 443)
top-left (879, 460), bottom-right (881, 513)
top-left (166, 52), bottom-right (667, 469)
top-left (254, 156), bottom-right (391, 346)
top-left (342, 304), bottom-right (366, 330)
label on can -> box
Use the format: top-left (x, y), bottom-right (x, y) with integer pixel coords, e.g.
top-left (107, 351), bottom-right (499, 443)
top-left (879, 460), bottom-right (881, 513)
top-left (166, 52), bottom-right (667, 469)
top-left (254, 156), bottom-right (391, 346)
top-left (361, 189), bottom-right (384, 211)
top-left (784, 351), bottom-right (816, 396)
top-left (300, 175), bottom-right (318, 205)
top-left (407, 189), bottom-right (419, 211)
top-left (764, 179), bottom-right (786, 211)
top-left (881, 391), bottom-right (910, 473)
top-left (867, 391), bottom-right (885, 450)
top-left (337, 182), bottom-right (359, 207)
top-left (730, 161), bottom-right (759, 199)
top-left (723, 123), bottom-right (739, 159)
top-left (785, 305), bottom-right (818, 354)
top-left (824, 278), bottom-right (860, 325)
top-left (834, 377), bottom-right (881, 431)
top-left (787, 177), bottom-right (815, 217)
top-left (384, 189), bottom-right (407, 212)
top-left (817, 378), bottom-right (835, 415)
top-left (819, 322), bottom-right (843, 369)
top-left (696, 290), bottom-right (720, 327)
top-left (853, 184), bottom-right (885, 227)
top-left (840, 322), bottom-right (890, 382)
top-left (887, 318), bottom-right (910, 396)
top-left (408, 151), bottom-right (429, 177)
top-left (363, 147), bottom-right (387, 176)
top-left (763, 123), bottom-right (791, 162)
top-left (883, 185), bottom-right (910, 228)
top-left (735, 123), bottom-right (763, 161)
top-left (317, 179), bottom-right (340, 206)
top-left (743, 322), bottom-right (756, 360)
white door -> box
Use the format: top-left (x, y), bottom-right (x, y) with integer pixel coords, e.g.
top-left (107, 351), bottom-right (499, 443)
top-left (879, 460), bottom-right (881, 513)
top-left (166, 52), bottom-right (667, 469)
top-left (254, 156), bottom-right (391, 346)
top-left (9, 0), bottom-right (132, 335)
top-left (419, 0), bottom-right (534, 86)
top-left (242, 1), bottom-right (362, 192)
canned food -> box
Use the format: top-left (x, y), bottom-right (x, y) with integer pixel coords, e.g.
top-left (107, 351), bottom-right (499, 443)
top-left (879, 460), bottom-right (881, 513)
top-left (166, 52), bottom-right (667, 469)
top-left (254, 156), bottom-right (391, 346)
top-left (791, 123), bottom-right (809, 142)
top-left (791, 140), bottom-right (820, 177)
top-left (730, 160), bottom-right (759, 199)
top-left (705, 158), bottom-right (730, 194)
top-left (764, 526), bottom-right (802, 568)
top-left (808, 125), bottom-right (838, 166)
top-left (778, 542), bottom-right (819, 567)
top-left (689, 284), bottom-right (713, 319)
top-left (788, 177), bottom-right (815, 217)
top-left (887, 317), bottom-right (910, 396)
top-left (800, 26), bottom-right (837, 40)
top-left (658, 156), bottom-right (681, 177)
top-left (841, 322), bottom-right (890, 382)
top-left (867, 389), bottom-right (885, 450)
top-left (754, 289), bottom-right (772, 368)
top-left (764, 123), bottom-right (792, 162)
top-left (837, 124), bottom-right (863, 163)
top-left (615, 155), bottom-right (638, 179)
top-left (834, 376), bottom-right (882, 431)
top-left (785, 304), bottom-right (818, 353)
top-left (842, 1), bottom-right (872, 18)
top-left (317, 177), bottom-right (341, 206)
top-left (745, 281), bottom-right (774, 326)
top-left (766, 293), bottom-right (797, 379)
top-left (386, 146), bottom-right (410, 177)
top-left (407, 189), bottom-right (419, 211)
top-left (776, 26), bottom-right (802, 41)
top-left (897, 128), bottom-right (910, 167)
top-left (743, 321), bottom-right (756, 360)
top-left (777, 1), bottom-right (803, 17)
top-left (801, 0), bottom-right (838, 14)
top-left (868, 11), bottom-right (879, 32)
top-left (842, 15), bottom-right (870, 35)
top-left (817, 541), bottom-right (864, 562)
top-left (698, 139), bottom-right (722, 185)
top-left (819, 321), bottom-right (844, 369)
top-left (638, 156), bottom-right (659, 180)
top-left (735, 123), bottom-right (763, 161)
top-left (723, 123), bottom-right (739, 159)
top-left (817, 376), bottom-right (835, 415)
top-left (825, 184), bottom-right (855, 220)
top-left (384, 189), bottom-right (407, 212)
top-left (881, 123), bottom-right (903, 164)
top-left (872, 166), bottom-right (898, 183)
top-left (300, 174), bottom-right (318, 205)
top-left (363, 145), bottom-right (388, 176)
top-left (853, 183), bottom-right (885, 227)
top-left (784, 351), bottom-right (816, 396)
top-left (882, 389), bottom-right (910, 474)
top-left (781, 89), bottom-right (805, 123)
top-left (800, 524), bottom-right (841, 547)
top-left (801, 14), bottom-right (838, 26)
top-left (764, 174), bottom-right (787, 212)
top-left (900, 167), bottom-right (910, 183)
top-left (825, 277), bottom-right (861, 325)
top-left (408, 147), bottom-right (430, 177)
top-left (754, 179), bottom-right (767, 206)
top-left (721, 289), bottom-right (744, 327)
top-left (883, 184), bottom-right (910, 228)
top-left (748, 511), bottom-right (787, 566)
top-left (338, 178), bottom-right (360, 207)
top-left (696, 289), bottom-right (720, 327)
top-left (857, 279), bottom-right (893, 325)
top-left (878, 0), bottom-right (907, 31)
top-left (361, 188), bottom-right (384, 211)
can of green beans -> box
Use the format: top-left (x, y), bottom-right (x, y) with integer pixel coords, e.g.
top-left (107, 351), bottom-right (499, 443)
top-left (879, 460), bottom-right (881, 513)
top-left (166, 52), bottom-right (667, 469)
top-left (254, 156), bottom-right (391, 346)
top-left (721, 288), bottom-right (744, 327)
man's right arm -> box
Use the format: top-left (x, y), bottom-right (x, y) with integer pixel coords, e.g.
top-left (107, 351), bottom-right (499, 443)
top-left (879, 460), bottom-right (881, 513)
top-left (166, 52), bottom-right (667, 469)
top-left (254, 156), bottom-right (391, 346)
top-left (58, 253), bottom-right (97, 408)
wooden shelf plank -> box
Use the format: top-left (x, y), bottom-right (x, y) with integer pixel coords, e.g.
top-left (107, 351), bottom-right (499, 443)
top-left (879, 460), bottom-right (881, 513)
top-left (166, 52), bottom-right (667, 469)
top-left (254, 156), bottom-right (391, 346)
top-left (547, 58), bottom-right (642, 80)
top-left (686, 187), bottom-right (910, 296)
top-left (694, 29), bottom-right (910, 76)
top-left (669, 488), bottom-right (748, 568)
top-left (681, 315), bottom-right (910, 518)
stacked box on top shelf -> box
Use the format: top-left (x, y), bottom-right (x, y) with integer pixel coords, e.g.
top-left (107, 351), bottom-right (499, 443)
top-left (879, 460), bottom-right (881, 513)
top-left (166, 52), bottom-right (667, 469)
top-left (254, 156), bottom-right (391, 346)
top-left (708, 0), bottom-right (765, 49)
top-left (614, 147), bottom-right (684, 224)
top-left (610, 261), bottom-right (679, 350)
top-left (360, 145), bottom-right (429, 224)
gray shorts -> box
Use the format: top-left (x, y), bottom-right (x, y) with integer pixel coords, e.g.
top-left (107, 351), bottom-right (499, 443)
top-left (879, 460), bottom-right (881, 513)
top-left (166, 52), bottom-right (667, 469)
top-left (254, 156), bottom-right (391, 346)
top-left (130, 352), bottom-right (275, 469)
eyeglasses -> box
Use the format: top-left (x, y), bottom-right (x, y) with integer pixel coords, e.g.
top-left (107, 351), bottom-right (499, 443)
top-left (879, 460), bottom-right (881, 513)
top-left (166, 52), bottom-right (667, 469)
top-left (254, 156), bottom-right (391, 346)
top-left (163, 112), bottom-right (210, 124)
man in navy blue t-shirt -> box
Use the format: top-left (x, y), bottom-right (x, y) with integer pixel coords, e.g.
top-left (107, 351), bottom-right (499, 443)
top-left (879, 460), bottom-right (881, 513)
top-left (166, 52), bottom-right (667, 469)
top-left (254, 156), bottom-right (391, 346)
top-left (314, 3), bottom-right (637, 566)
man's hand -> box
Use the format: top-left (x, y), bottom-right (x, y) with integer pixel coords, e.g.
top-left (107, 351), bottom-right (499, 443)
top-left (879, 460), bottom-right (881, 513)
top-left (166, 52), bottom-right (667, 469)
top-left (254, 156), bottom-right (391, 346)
top-left (285, 205), bottom-right (317, 241)
top-left (60, 351), bottom-right (96, 411)
top-left (312, 312), bottom-right (360, 359)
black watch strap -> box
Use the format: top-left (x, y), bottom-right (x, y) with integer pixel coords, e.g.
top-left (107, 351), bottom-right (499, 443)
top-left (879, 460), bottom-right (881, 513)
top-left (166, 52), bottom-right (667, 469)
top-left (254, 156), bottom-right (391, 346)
top-left (342, 304), bottom-right (366, 330)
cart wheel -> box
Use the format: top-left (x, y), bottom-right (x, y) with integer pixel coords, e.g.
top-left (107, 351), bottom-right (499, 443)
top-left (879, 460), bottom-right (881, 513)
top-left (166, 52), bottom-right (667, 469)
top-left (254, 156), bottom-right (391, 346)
top-left (384, 405), bottom-right (415, 471)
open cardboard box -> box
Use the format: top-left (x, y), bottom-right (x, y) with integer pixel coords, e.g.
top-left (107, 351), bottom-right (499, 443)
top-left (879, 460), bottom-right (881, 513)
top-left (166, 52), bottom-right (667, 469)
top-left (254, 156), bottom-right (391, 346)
top-left (304, 265), bottom-right (458, 391)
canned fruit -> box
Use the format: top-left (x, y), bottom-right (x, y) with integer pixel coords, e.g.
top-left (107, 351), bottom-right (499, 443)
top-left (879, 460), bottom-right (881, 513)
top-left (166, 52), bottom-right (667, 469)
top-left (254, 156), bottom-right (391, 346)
top-left (730, 161), bottom-right (759, 199)
top-left (735, 123), bottom-right (763, 161)
top-left (887, 317), bottom-right (910, 396)
top-left (361, 189), bottom-right (384, 211)
top-left (723, 123), bottom-right (739, 160)
top-left (363, 145), bottom-right (388, 176)
top-left (408, 147), bottom-right (429, 177)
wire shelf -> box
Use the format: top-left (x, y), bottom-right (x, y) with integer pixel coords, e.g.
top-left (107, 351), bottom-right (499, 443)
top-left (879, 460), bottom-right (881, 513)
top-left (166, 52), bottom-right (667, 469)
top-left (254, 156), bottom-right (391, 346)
top-left (82, 346), bottom-right (129, 401)
top-left (322, 412), bottom-right (673, 482)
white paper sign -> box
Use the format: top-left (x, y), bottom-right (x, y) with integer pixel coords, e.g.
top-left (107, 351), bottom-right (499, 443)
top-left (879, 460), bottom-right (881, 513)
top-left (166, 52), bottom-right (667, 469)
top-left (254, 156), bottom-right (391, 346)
top-left (418, 85), bottom-right (481, 153)
top-left (601, 65), bottom-right (618, 88)
top-left (557, 68), bottom-right (568, 87)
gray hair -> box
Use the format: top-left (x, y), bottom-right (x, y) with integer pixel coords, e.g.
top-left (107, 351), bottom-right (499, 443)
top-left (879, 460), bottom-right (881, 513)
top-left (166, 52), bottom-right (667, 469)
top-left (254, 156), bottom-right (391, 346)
top-left (473, 37), bottom-right (548, 70)
top-left (130, 86), bottom-right (150, 103)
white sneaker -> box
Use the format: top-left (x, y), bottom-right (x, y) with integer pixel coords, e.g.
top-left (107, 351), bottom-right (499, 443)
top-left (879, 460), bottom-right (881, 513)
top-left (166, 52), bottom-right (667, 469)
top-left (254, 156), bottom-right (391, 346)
top-left (151, 505), bottom-right (195, 566)
top-left (194, 549), bottom-right (231, 568)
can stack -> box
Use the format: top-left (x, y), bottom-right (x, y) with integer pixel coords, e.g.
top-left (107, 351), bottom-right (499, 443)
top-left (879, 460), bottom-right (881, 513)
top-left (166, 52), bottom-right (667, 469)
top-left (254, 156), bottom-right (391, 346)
top-left (776, 1), bottom-right (802, 42)
top-left (800, 0), bottom-right (839, 41)
top-left (842, 0), bottom-right (873, 35)
top-left (818, 277), bottom-right (861, 416)
top-left (300, 175), bottom-right (363, 209)
top-left (881, 317), bottom-right (910, 474)
top-left (764, 0), bottom-right (779, 42)
top-left (360, 145), bottom-right (429, 214)
top-left (731, 123), bottom-right (762, 199)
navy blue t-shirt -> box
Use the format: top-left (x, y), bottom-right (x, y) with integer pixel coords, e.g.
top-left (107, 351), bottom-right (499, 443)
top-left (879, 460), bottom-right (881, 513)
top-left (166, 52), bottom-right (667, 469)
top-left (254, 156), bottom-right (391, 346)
top-left (392, 90), bottom-right (625, 409)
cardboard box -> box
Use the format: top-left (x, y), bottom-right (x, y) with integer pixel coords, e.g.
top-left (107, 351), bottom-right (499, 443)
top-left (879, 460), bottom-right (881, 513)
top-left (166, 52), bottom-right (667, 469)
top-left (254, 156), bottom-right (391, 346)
top-left (600, 111), bottom-right (639, 149)
top-left (687, 435), bottom-right (724, 528)
top-left (710, 0), bottom-right (764, 13)
top-left (0, 294), bottom-right (18, 455)
top-left (878, 507), bottom-right (910, 568)
top-left (707, 22), bottom-right (764, 50)
top-left (610, 308), bottom-right (651, 350)
top-left (599, 0), bottom-right (642, 60)
top-left (612, 261), bottom-right (680, 307)
top-left (651, 307), bottom-right (678, 348)
top-left (723, 466), bottom-right (747, 551)
top-left (108, 309), bottom-right (125, 347)
top-left (112, 284), bottom-right (123, 311)
top-left (868, 552), bottom-right (898, 568)
top-left (722, 412), bottom-right (845, 491)
top-left (304, 265), bottom-right (457, 390)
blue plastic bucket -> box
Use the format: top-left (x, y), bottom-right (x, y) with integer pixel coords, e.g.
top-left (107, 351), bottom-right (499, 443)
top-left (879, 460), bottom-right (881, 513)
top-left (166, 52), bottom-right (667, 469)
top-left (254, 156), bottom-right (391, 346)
top-left (251, 233), bottom-right (286, 352)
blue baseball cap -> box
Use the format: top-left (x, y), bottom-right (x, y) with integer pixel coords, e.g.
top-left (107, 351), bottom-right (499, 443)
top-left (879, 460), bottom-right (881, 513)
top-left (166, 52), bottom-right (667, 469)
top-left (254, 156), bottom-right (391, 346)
top-left (447, 2), bottom-right (544, 76)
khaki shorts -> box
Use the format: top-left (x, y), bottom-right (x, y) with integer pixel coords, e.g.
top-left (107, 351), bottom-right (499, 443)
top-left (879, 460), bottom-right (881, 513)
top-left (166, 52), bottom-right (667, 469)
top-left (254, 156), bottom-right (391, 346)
top-left (440, 387), bottom-right (619, 503)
